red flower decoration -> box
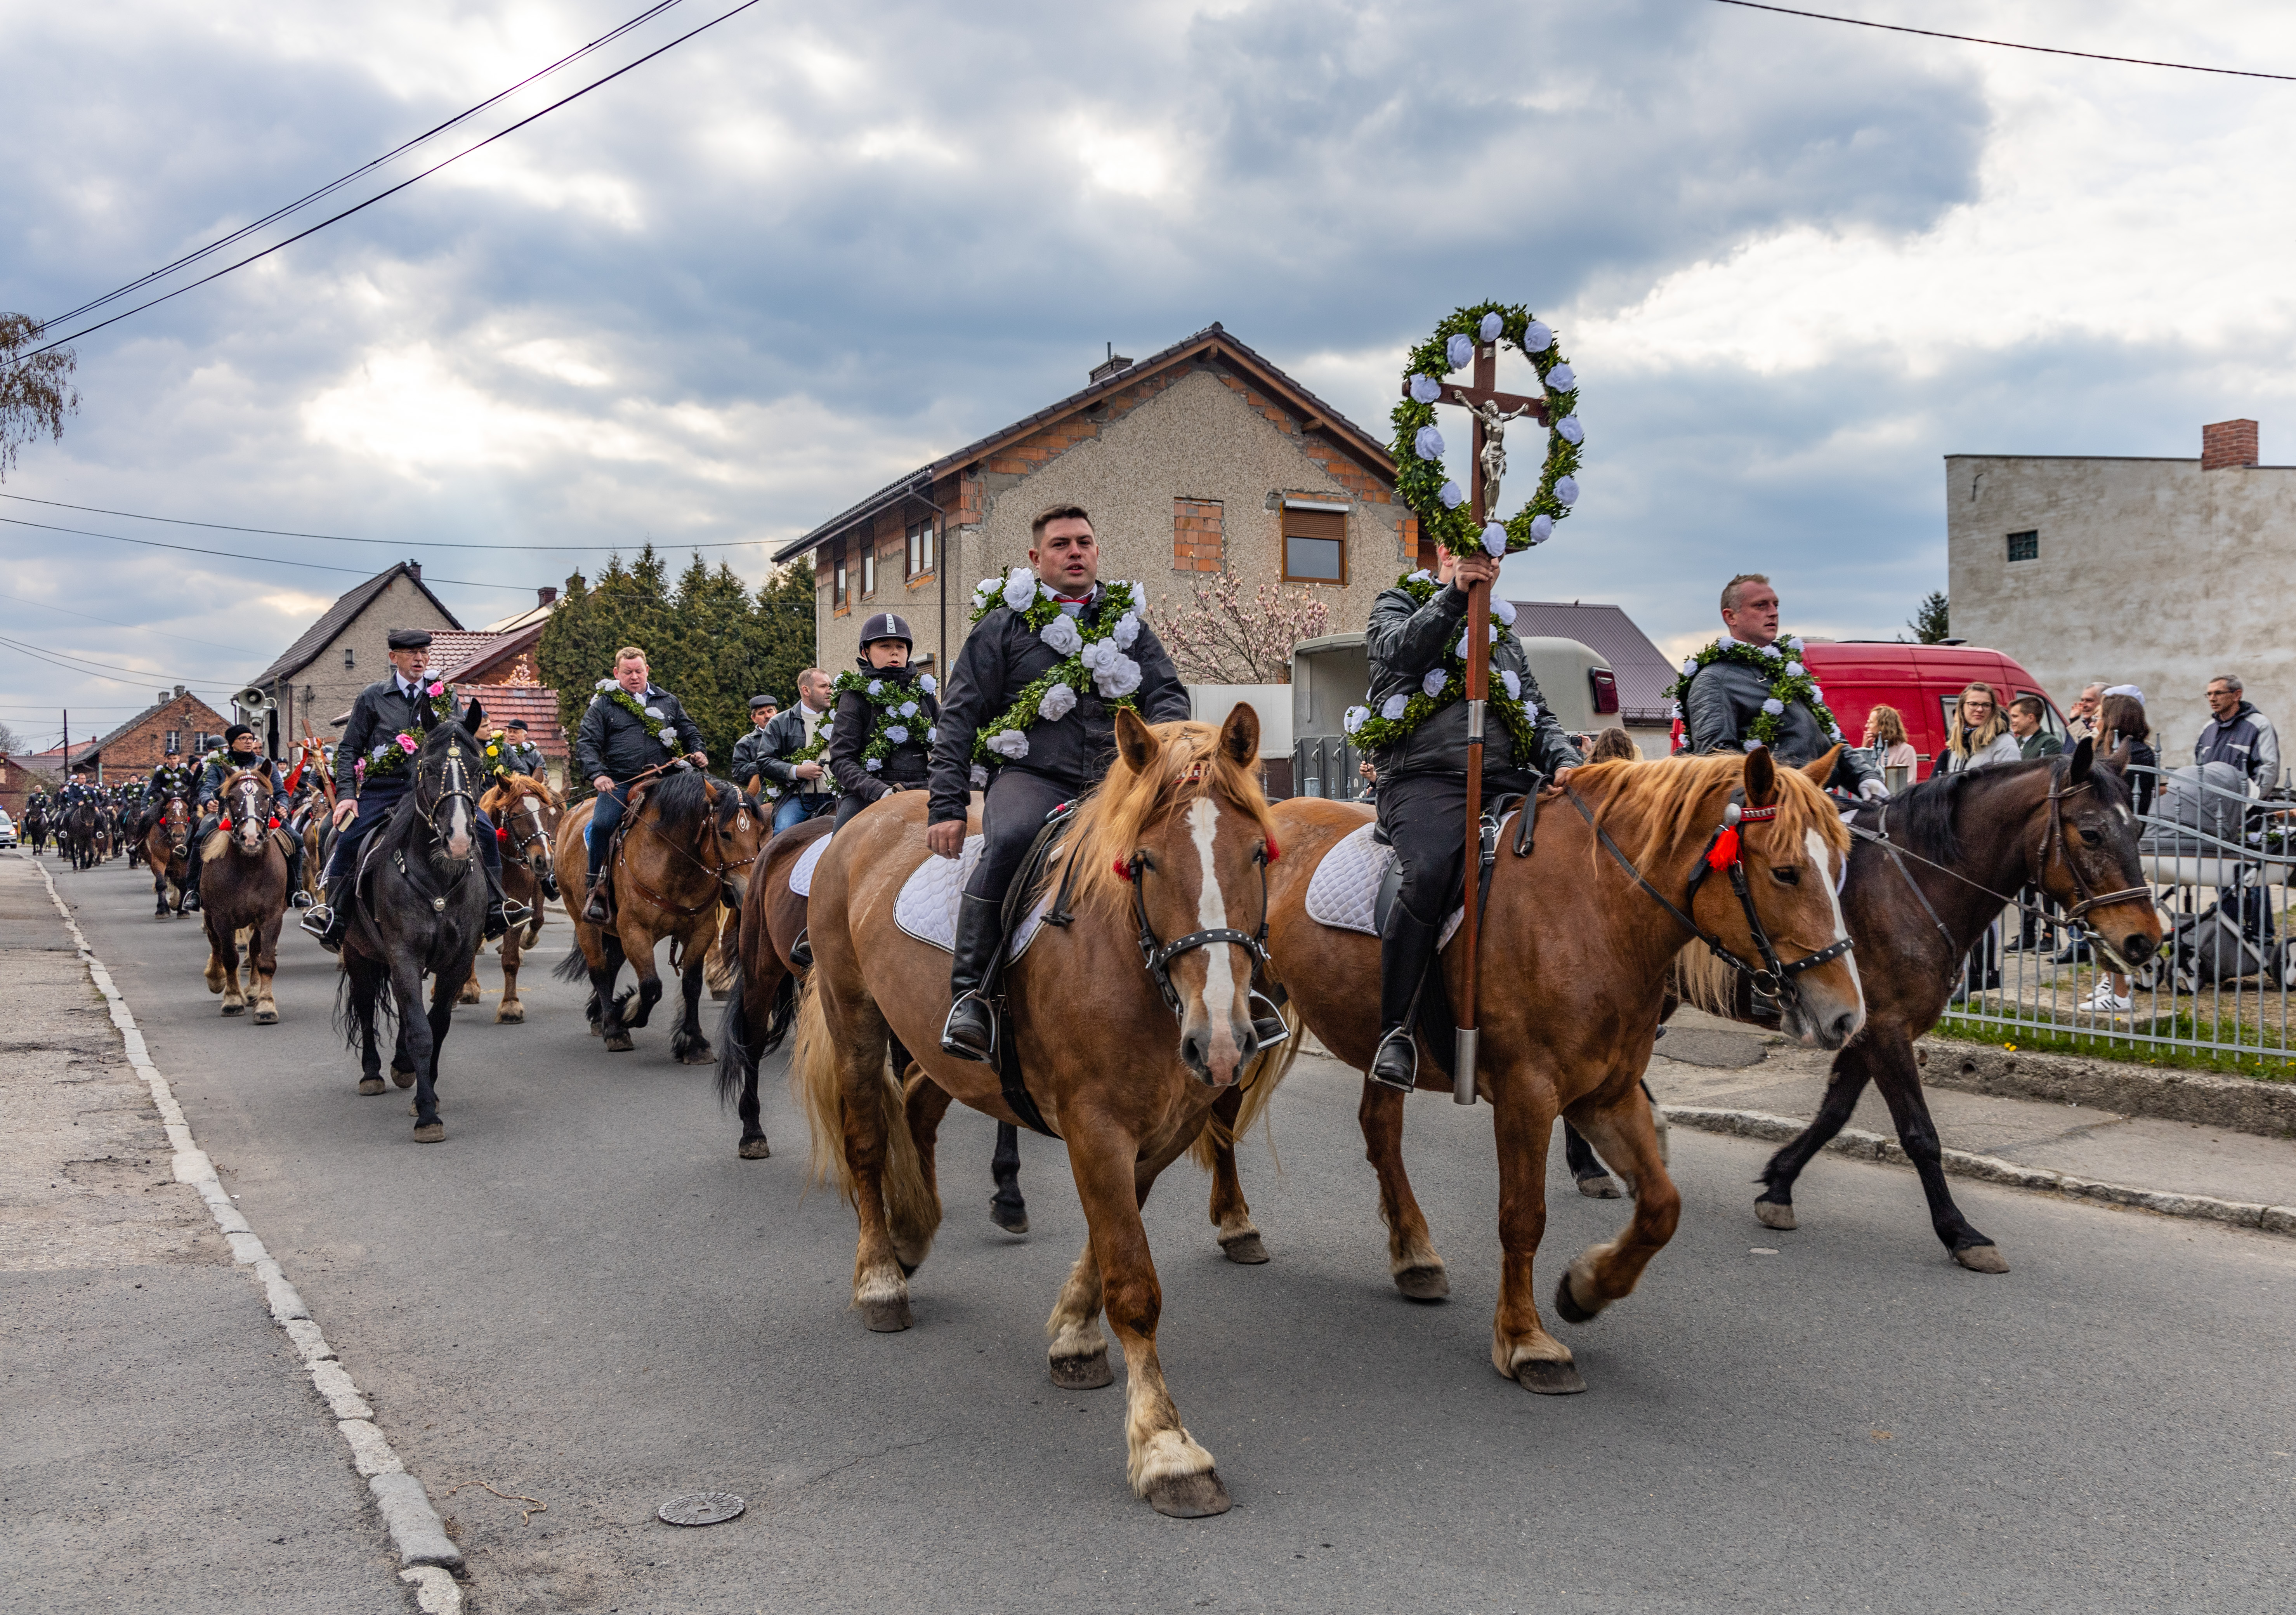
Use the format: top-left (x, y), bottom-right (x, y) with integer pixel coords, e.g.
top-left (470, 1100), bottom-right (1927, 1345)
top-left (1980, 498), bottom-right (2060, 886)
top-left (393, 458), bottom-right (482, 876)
top-left (219, 815), bottom-right (233, 830)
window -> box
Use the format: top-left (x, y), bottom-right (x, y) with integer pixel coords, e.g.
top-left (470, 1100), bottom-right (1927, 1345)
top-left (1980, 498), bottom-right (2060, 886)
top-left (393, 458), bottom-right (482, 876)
top-left (906, 517), bottom-right (935, 580)
top-left (2006, 530), bottom-right (2038, 563)
top-left (165, 730), bottom-right (180, 755)
top-left (343, 646), bottom-right (356, 670)
top-left (832, 542), bottom-right (849, 612)
top-left (1281, 504), bottom-right (1347, 584)
top-left (860, 544), bottom-right (877, 599)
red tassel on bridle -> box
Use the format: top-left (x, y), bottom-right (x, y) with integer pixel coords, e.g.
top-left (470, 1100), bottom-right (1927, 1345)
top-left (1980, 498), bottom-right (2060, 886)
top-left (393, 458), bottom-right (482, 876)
top-left (267, 816), bottom-right (280, 829)
top-left (1114, 858), bottom-right (1133, 880)
top-left (1264, 838), bottom-right (1281, 863)
top-left (219, 815), bottom-right (232, 831)
top-left (1706, 826), bottom-right (1740, 870)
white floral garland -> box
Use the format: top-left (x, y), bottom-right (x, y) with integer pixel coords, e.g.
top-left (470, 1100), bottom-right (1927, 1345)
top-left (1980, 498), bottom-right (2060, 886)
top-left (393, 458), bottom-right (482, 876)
top-left (1340, 570), bottom-right (1543, 754)
top-left (593, 678), bottom-right (687, 754)
top-left (1664, 636), bottom-right (1845, 752)
top-left (964, 568), bottom-right (1146, 775)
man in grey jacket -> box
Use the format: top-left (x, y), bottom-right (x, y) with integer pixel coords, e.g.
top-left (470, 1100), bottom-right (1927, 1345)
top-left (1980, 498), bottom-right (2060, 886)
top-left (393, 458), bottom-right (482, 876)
top-left (728, 694), bottom-right (781, 795)
top-left (2196, 675), bottom-right (2280, 785)
top-left (1680, 574), bottom-right (1885, 800)
top-left (1359, 547), bottom-right (1583, 1091)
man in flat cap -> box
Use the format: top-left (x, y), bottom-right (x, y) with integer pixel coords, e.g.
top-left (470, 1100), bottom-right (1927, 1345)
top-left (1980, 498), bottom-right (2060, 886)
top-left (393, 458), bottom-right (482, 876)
top-left (729, 693), bottom-right (781, 797)
top-left (494, 718), bottom-right (547, 781)
top-left (304, 627), bottom-right (519, 949)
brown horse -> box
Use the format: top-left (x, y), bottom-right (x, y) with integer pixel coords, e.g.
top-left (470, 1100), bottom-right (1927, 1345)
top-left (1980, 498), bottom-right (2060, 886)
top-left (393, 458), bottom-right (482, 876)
top-left (1244, 749), bottom-right (1864, 1395)
top-left (463, 773), bottom-right (560, 1023)
top-left (793, 707), bottom-right (1296, 1517)
top-left (716, 811), bottom-right (833, 1157)
top-left (551, 770), bottom-right (763, 1060)
top-left (144, 794), bottom-right (194, 917)
top-left (198, 769), bottom-right (290, 1024)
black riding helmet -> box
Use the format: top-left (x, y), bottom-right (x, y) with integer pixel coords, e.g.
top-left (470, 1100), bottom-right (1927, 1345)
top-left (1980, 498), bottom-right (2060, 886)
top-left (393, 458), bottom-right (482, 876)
top-left (854, 611), bottom-right (915, 671)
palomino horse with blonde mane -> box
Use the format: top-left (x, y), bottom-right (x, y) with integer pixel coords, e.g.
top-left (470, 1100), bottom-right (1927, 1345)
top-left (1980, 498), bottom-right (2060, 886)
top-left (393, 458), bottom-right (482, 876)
top-left (791, 706), bottom-right (1296, 1517)
top-left (460, 773), bottom-right (559, 1023)
top-left (1237, 748), bottom-right (1865, 1395)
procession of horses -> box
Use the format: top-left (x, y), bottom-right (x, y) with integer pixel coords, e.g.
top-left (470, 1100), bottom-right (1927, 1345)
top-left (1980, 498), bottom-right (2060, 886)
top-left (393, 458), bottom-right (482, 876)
top-left (30, 675), bottom-right (2167, 1519)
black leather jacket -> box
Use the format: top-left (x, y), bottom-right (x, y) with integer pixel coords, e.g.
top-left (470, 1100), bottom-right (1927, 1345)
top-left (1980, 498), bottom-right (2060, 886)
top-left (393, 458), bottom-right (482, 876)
top-left (1681, 650), bottom-right (1878, 792)
top-left (338, 676), bottom-right (452, 795)
top-left (830, 666), bottom-right (939, 805)
top-left (755, 704), bottom-right (835, 794)
top-left (573, 682), bottom-right (705, 784)
top-left (928, 585), bottom-right (1190, 825)
top-left (1363, 582), bottom-right (1582, 784)
top-left (728, 725), bottom-right (777, 790)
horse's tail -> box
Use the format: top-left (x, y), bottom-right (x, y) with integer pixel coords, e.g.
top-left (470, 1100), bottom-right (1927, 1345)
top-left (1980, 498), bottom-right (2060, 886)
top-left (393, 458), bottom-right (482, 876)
top-left (788, 979), bottom-right (935, 1243)
top-left (1667, 942), bottom-right (1740, 1019)
top-left (1189, 982), bottom-right (1303, 1172)
top-left (713, 968), bottom-right (751, 1108)
top-left (333, 953), bottom-right (394, 1050)
top-left (552, 943), bottom-right (591, 984)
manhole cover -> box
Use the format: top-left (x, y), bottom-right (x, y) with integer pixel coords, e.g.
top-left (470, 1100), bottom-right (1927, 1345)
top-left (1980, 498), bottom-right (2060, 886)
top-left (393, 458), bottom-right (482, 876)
top-left (658, 1492), bottom-right (746, 1527)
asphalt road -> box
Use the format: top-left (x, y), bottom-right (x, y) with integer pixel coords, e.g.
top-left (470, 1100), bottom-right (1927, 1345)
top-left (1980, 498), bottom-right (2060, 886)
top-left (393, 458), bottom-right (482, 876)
top-left (45, 856), bottom-right (2296, 1613)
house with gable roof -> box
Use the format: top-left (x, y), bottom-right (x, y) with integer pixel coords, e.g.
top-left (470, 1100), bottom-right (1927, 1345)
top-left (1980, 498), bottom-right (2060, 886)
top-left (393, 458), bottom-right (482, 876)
top-left (772, 323), bottom-right (1423, 681)
top-left (244, 561), bottom-right (462, 753)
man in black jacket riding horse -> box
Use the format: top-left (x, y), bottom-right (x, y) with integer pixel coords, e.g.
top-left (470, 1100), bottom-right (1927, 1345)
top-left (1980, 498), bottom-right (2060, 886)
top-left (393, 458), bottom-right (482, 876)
top-left (928, 505), bottom-right (1192, 1061)
top-left (304, 629), bottom-right (519, 950)
top-left (575, 645), bottom-right (709, 923)
top-left (1678, 573), bottom-right (1886, 800)
top-left (1359, 546), bottom-right (1584, 1091)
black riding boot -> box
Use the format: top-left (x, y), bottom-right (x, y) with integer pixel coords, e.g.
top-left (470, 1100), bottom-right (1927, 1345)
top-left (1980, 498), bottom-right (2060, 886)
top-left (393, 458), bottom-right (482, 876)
top-left (285, 841), bottom-right (309, 906)
top-left (479, 837), bottom-right (522, 941)
top-left (307, 874), bottom-right (353, 952)
top-left (1369, 904), bottom-right (1443, 1092)
top-left (939, 891), bottom-right (1004, 1061)
top-left (581, 831), bottom-right (611, 924)
top-left (181, 833), bottom-right (206, 912)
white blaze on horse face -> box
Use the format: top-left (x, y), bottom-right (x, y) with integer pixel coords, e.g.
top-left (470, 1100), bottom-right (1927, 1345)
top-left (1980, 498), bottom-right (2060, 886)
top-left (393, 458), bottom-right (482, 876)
top-left (1805, 826), bottom-right (1862, 1002)
top-left (1186, 797), bottom-right (1241, 1061)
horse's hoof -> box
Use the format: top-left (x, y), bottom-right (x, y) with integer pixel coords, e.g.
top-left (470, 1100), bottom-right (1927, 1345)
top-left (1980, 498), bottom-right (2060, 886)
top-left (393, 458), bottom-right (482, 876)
top-left (1218, 1231), bottom-right (1269, 1265)
top-left (220, 1002), bottom-right (245, 1017)
top-left (1513, 1358), bottom-right (1588, 1396)
top-left (358, 1077), bottom-right (385, 1096)
top-left (1050, 1347), bottom-right (1113, 1389)
top-left (412, 1122), bottom-right (446, 1144)
top-left (1576, 1174), bottom-right (1623, 1200)
top-left (1144, 1469), bottom-right (1231, 1519)
top-left (391, 1065), bottom-right (416, 1089)
top-left (990, 1204), bottom-right (1029, 1236)
top-left (1755, 1198), bottom-right (1798, 1231)
top-left (1953, 1242), bottom-right (2010, 1274)
top-left (738, 1137), bottom-right (772, 1160)
top-left (495, 1004), bottom-right (525, 1024)
top-left (858, 1296), bottom-right (913, 1332)
top-left (1393, 1264), bottom-right (1449, 1302)
top-left (603, 1032), bottom-right (635, 1053)
top-left (680, 1043), bottom-right (714, 1066)
top-left (1552, 1269), bottom-right (1598, 1327)
top-left (253, 1007), bottom-right (278, 1026)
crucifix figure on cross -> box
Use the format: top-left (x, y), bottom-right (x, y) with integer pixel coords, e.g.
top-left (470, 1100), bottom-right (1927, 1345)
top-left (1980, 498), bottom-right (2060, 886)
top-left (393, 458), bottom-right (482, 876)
top-left (1404, 342), bottom-right (1550, 531)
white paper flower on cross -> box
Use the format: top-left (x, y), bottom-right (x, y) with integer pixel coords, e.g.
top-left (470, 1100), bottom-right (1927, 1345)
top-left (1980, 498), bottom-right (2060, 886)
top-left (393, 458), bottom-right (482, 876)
top-left (1446, 334), bottom-right (1473, 368)
top-left (1481, 522), bottom-right (1508, 557)
top-left (1414, 424), bottom-right (1446, 460)
top-left (1553, 476), bottom-right (1579, 506)
top-left (1556, 415), bottom-right (1583, 445)
top-left (1439, 480), bottom-right (1464, 510)
top-left (1492, 596), bottom-right (1517, 627)
top-left (1038, 682), bottom-right (1078, 722)
top-left (1546, 363), bottom-right (1576, 392)
top-left (1409, 374), bottom-right (1442, 404)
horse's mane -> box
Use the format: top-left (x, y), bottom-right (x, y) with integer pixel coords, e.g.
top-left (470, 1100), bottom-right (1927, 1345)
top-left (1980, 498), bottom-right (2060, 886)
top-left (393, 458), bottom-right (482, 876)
top-left (1065, 721), bottom-right (1279, 924)
top-left (1874, 752), bottom-right (2125, 866)
top-left (1580, 753), bottom-right (1848, 872)
top-left (642, 767), bottom-right (717, 840)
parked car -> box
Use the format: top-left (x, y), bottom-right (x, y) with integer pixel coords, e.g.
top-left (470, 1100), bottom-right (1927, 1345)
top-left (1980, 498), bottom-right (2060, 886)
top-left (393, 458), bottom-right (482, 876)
top-left (0, 806), bottom-right (15, 847)
top-left (1800, 642), bottom-right (2067, 781)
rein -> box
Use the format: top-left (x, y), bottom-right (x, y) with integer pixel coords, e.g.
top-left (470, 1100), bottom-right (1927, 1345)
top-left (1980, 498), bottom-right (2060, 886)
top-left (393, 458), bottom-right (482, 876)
top-left (617, 774), bottom-right (758, 919)
top-left (1565, 784), bottom-right (1852, 1006)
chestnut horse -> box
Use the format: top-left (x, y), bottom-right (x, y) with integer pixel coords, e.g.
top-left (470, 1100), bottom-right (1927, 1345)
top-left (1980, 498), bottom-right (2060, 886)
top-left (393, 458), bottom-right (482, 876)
top-left (1648, 740), bottom-right (2162, 1272)
top-left (550, 769), bottom-right (763, 1061)
top-left (197, 769), bottom-right (290, 1024)
top-left (463, 773), bottom-right (559, 1023)
top-left (1244, 750), bottom-right (1865, 1395)
top-left (144, 793), bottom-right (194, 917)
top-left (792, 707), bottom-right (1296, 1516)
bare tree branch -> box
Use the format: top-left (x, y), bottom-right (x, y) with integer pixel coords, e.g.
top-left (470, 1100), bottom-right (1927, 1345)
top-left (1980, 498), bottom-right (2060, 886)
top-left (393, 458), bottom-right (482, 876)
top-left (0, 314), bottom-right (79, 480)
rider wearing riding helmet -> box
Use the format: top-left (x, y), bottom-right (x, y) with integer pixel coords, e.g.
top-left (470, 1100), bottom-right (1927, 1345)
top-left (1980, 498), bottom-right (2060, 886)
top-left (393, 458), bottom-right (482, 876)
top-left (828, 613), bottom-right (939, 832)
top-left (304, 627), bottom-right (519, 950)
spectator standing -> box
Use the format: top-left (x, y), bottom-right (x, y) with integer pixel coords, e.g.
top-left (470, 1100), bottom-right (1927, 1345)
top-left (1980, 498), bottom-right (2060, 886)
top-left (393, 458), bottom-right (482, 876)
top-left (2083, 692), bottom-right (2158, 1013)
top-left (1938, 682), bottom-right (2020, 774)
top-left (1586, 727), bottom-right (1640, 763)
top-left (2007, 695), bottom-right (2063, 762)
top-left (2064, 682), bottom-right (2107, 745)
top-left (2193, 674), bottom-right (2278, 946)
top-left (1861, 703), bottom-right (1918, 786)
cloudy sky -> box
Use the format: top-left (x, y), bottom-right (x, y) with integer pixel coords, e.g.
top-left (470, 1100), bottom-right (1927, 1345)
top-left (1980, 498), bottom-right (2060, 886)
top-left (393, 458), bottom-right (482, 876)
top-left (4, 0), bottom-right (2293, 748)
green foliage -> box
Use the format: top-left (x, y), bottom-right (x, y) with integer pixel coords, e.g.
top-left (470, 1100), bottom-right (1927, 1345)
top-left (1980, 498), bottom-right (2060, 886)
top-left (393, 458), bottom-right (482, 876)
top-left (0, 313), bottom-right (78, 479)
top-left (1907, 590), bottom-right (1951, 644)
top-left (536, 545), bottom-right (819, 764)
top-left (1343, 571), bottom-right (1541, 757)
top-left (1665, 636), bottom-right (1845, 750)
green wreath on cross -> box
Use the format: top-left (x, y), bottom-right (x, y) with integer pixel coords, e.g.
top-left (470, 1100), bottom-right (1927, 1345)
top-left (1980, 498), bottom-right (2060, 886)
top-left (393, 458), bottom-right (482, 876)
top-left (1390, 301), bottom-right (1584, 558)
top-left (1663, 636), bottom-right (1847, 752)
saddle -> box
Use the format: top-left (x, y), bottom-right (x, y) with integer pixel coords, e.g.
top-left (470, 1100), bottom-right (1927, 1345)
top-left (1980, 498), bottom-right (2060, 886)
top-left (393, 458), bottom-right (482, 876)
top-left (976, 807), bottom-right (1080, 1138)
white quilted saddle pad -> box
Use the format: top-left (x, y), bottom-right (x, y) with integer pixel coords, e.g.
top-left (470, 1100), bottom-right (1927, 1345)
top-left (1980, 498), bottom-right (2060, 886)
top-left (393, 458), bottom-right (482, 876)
top-left (891, 834), bottom-right (1055, 961)
top-left (788, 831), bottom-right (833, 897)
top-left (1303, 820), bottom-right (1465, 948)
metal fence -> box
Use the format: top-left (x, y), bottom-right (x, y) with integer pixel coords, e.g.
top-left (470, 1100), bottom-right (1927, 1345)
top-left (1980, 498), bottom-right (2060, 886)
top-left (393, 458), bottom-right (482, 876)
top-left (1944, 761), bottom-right (2296, 1071)
top-left (1291, 736), bottom-right (1372, 804)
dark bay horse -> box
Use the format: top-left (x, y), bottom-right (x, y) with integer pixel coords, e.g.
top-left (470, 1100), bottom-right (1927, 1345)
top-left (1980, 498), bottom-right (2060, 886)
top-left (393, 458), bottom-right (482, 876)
top-left (197, 769), bottom-right (290, 1024)
top-left (23, 800), bottom-right (48, 853)
top-left (1250, 750), bottom-right (1864, 1395)
top-left (144, 792), bottom-right (193, 916)
top-left (62, 799), bottom-right (100, 870)
top-left (795, 708), bottom-right (1297, 1517)
top-left (551, 769), bottom-right (762, 1061)
top-left (1655, 740), bottom-right (2161, 1273)
top-left (464, 773), bottom-right (559, 1023)
top-left (337, 710), bottom-right (492, 1142)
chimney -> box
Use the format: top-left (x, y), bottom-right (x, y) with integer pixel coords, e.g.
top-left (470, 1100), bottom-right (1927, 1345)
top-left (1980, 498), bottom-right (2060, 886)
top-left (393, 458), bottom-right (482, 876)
top-left (174, 684), bottom-right (186, 697)
top-left (2202, 418), bottom-right (2258, 471)
top-left (158, 690), bottom-right (170, 704)
top-left (1088, 341), bottom-right (1133, 385)
top-left (538, 585), bottom-right (558, 607)
top-left (406, 558), bottom-right (423, 580)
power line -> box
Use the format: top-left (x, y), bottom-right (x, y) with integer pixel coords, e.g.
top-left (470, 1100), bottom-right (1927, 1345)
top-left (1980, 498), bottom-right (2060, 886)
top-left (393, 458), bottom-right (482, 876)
top-left (0, 491), bottom-right (779, 552)
top-left (18, 0), bottom-right (768, 361)
top-left (0, 516), bottom-right (534, 591)
top-left (0, 590), bottom-right (262, 654)
top-left (0, 633), bottom-right (234, 690)
top-left (43, 1), bottom-right (693, 330)
top-left (1709, 0), bottom-right (2296, 81)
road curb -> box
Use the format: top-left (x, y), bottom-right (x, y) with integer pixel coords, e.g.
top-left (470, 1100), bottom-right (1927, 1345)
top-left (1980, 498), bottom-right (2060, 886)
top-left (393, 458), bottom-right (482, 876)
top-left (1658, 1104), bottom-right (2296, 1237)
top-left (1916, 1039), bottom-right (2296, 1139)
top-left (23, 856), bottom-right (466, 1610)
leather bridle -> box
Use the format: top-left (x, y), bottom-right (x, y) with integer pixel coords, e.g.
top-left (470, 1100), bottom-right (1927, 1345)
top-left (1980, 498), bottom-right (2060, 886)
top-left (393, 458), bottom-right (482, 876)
top-left (1569, 785), bottom-right (1853, 1009)
top-left (1115, 784), bottom-right (1288, 1061)
top-left (621, 773), bottom-right (760, 916)
top-left (415, 744), bottom-right (479, 854)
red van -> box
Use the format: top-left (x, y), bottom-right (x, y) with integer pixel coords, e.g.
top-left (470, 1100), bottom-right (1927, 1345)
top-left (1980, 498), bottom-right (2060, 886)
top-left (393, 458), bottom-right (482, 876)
top-left (1799, 642), bottom-right (2067, 781)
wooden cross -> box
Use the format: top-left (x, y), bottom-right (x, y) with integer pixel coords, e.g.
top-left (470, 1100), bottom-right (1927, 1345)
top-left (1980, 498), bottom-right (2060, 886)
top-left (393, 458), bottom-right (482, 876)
top-left (1399, 341), bottom-right (1549, 1103)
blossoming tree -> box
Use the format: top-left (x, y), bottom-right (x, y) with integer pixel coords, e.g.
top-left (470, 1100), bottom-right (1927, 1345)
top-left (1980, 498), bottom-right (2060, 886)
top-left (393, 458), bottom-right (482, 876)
top-left (1144, 574), bottom-right (1330, 686)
